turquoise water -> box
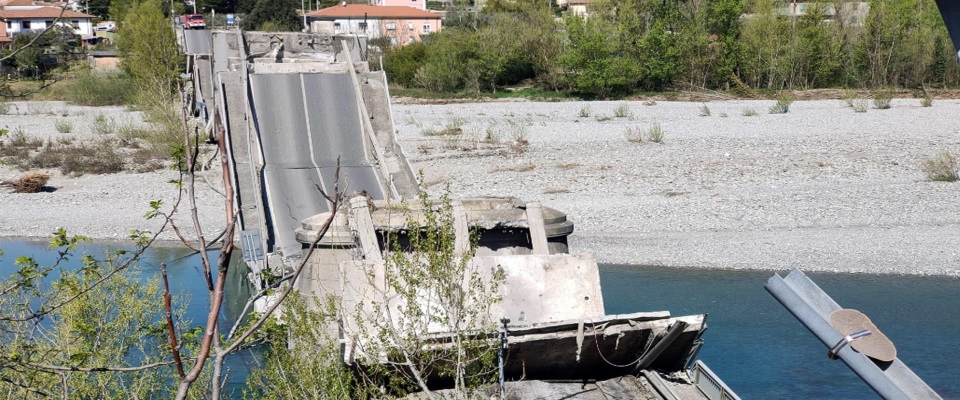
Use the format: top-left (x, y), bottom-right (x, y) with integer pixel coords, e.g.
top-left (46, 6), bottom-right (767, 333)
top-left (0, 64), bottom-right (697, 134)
top-left (599, 264), bottom-right (960, 399)
top-left (4, 239), bottom-right (957, 398)
top-left (0, 239), bottom-right (256, 392)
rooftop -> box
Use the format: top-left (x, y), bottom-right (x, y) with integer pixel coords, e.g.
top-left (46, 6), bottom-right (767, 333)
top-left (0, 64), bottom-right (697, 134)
top-left (306, 4), bottom-right (440, 19)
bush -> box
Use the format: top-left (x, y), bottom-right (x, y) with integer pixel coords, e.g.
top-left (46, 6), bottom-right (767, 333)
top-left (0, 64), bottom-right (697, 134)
top-left (769, 94), bottom-right (793, 114)
top-left (873, 91), bottom-right (892, 109)
top-left (55, 119), bottom-right (73, 133)
top-left (383, 42), bottom-right (427, 88)
top-left (921, 151), bottom-right (958, 182)
top-left (61, 71), bottom-right (134, 106)
top-left (647, 121), bottom-right (665, 143)
top-left (699, 104), bottom-right (711, 117)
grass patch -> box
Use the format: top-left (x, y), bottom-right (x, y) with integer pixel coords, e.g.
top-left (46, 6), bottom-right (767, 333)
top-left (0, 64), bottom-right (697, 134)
top-left (54, 119), bottom-right (73, 133)
top-left (422, 117), bottom-right (466, 136)
top-left (742, 107), bottom-right (758, 116)
top-left (492, 163), bottom-right (536, 172)
top-left (595, 114), bottom-right (612, 122)
top-left (625, 126), bottom-right (644, 143)
top-left (92, 114), bottom-right (116, 134)
top-left (851, 99), bottom-right (869, 113)
top-left (769, 94), bottom-right (793, 114)
top-left (647, 121), bottom-right (665, 143)
top-left (578, 105), bottom-right (591, 118)
top-left (699, 103), bottom-right (711, 117)
top-left (921, 95), bottom-right (933, 107)
top-left (873, 91), bottom-right (893, 109)
top-left (60, 71), bottom-right (134, 106)
top-left (613, 103), bottom-right (632, 118)
top-left (921, 151), bottom-right (958, 182)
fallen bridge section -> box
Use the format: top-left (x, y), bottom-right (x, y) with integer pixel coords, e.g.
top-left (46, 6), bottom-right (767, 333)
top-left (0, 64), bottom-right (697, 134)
top-left (249, 72), bottom-right (386, 257)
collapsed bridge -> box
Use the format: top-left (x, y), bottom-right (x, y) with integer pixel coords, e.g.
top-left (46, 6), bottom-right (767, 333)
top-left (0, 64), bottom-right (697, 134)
top-left (181, 28), bottom-right (732, 399)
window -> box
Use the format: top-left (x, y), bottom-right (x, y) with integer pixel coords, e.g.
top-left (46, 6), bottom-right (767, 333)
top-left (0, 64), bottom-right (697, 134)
top-left (45, 20), bottom-right (53, 28)
top-left (5, 21), bottom-right (11, 30)
top-left (358, 22), bottom-right (367, 31)
top-left (389, 36), bottom-right (397, 45)
top-left (407, 22), bottom-right (414, 30)
top-left (22, 21), bottom-right (31, 30)
top-left (71, 20), bottom-right (79, 28)
top-left (422, 23), bottom-right (430, 33)
top-left (385, 22), bottom-right (396, 30)
top-left (407, 36), bottom-right (415, 44)
top-left (334, 22), bottom-right (341, 31)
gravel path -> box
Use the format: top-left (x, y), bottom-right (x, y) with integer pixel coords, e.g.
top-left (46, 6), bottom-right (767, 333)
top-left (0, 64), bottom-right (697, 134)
top-left (2, 99), bottom-right (958, 276)
top-left (393, 98), bottom-right (960, 276)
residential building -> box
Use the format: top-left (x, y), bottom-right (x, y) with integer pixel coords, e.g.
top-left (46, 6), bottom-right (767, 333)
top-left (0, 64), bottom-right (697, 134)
top-left (0, 0), bottom-right (94, 39)
top-left (369, 0), bottom-right (426, 11)
top-left (0, 20), bottom-right (11, 49)
top-left (306, 4), bottom-right (441, 46)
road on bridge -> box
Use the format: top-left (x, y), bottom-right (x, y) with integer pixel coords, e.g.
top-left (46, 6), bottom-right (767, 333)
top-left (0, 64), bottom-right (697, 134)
top-left (250, 72), bottom-right (385, 256)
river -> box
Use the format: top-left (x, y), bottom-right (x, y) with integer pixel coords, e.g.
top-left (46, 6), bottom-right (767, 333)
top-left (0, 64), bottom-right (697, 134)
top-left (599, 264), bottom-right (960, 399)
top-left (2, 239), bottom-right (957, 398)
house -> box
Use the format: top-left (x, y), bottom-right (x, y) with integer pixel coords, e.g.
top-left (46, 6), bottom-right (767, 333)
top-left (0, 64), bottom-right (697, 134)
top-left (0, 19), bottom-right (11, 49)
top-left (0, 0), bottom-right (95, 40)
top-left (369, 0), bottom-right (426, 11)
top-left (306, 4), bottom-right (441, 46)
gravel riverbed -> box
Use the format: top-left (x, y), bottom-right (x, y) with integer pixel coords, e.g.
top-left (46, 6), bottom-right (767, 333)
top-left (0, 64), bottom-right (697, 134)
top-left (2, 99), bottom-right (958, 276)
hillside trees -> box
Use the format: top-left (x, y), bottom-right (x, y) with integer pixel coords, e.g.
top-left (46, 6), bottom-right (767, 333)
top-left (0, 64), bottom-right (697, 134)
top-left (242, 0), bottom-right (302, 31)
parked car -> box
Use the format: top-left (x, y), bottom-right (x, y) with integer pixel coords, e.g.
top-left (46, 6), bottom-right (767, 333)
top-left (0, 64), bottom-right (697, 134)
top-left (94, 21), bottom-right (116, 32)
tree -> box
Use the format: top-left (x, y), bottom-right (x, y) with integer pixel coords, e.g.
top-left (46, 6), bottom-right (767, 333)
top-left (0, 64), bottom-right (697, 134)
top-left (559, 15), bottom-right (641, 98)
top-left (241, 0), bottom-right (301, 31)
top-left (116, 0), bottom-right (184, 135)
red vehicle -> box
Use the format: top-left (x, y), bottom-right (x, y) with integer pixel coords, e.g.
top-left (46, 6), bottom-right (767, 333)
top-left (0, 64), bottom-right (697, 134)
top-left (181, 14), bottom-right (206, 30)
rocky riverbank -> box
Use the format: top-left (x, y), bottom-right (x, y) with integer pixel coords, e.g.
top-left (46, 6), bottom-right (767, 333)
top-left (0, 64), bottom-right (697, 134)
top-left (2, 99), bottom-right (958, 275)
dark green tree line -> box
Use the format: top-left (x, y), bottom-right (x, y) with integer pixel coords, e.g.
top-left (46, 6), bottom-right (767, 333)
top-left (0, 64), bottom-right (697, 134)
top-left (383, 0), bottom-right (960, 98)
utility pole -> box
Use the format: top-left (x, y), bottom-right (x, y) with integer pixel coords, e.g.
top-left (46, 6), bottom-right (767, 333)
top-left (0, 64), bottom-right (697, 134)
top-left (302, 0), bottom-right (308, 31)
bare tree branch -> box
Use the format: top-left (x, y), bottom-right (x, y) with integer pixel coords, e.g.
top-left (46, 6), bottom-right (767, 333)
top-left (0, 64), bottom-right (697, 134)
top-left (161, 263), bottom-right (186, 378)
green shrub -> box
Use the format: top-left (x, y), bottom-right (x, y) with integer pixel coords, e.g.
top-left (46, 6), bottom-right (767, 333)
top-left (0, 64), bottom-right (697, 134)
top-left (873, 91), bottom-right (892, 109)
top-left (62, 71), bottom-right (135, 106)
top-left (921, 95), bottom-right (933, 107)
top-left (647, 121), bottom-right (664, 143)
top-left (769, 94), bottom-right (793, 114)
top-left (742, 107), bottom-right (758, 116)
top-left (921, 152), bottom-right (958, 182)
top-left (613, 103), bottom-right (631, 118)
top-left (54, 119), bottom-right (73, 133)
top-left (384, 42), bottom-right (427, 88)
top-left (852, 99), bottom-right (869, 113)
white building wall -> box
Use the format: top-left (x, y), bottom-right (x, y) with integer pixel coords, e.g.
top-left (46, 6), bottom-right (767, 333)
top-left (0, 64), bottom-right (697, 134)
top-left (4, 17), bottom-right (93, 37)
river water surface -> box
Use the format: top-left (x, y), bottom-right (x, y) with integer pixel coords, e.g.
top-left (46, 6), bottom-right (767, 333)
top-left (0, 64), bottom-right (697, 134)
top-left (599, 264), bottom-right (960, 399)
top-left (2, 239), bottom-right (957, 398)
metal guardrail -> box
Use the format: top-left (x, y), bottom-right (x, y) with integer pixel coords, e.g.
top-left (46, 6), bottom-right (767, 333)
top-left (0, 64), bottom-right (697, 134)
top-left (691, 360), bottom-right (741, 400)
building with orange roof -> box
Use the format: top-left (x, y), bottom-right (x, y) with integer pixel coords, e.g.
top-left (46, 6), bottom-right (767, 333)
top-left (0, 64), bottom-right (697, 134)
top-left (306, 4), bottom-right (441, 46)
top-left (0, 0), bottom-right (94, 39)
